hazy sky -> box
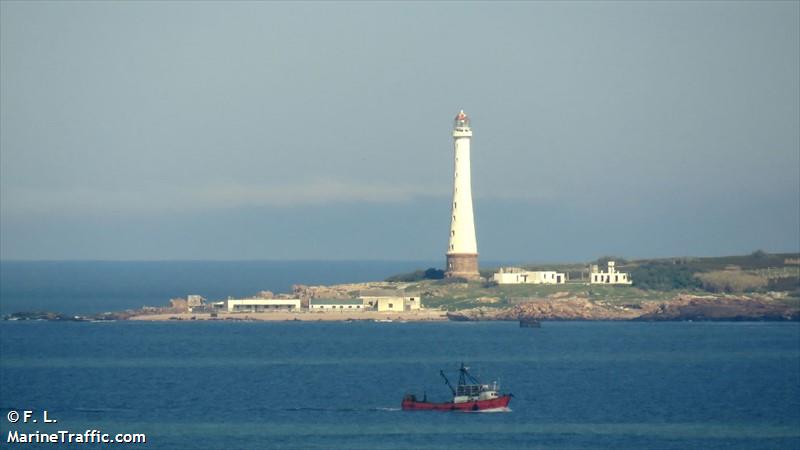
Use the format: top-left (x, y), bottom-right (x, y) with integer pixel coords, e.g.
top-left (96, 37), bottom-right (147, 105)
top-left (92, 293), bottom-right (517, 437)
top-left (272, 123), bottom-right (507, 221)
top-left (1, 1), bottom-right (798, 262)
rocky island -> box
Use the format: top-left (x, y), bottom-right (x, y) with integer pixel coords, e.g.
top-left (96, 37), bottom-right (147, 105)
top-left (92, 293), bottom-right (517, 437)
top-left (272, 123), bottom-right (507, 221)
top-left (5, 253), bottom-right (799, 323)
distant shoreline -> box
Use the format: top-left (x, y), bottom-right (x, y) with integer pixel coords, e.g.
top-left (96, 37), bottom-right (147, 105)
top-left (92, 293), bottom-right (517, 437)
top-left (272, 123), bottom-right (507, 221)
top-left (4, 251), bottom-right (798, 323)
top-left (127, 310), bottom-right (447, 322)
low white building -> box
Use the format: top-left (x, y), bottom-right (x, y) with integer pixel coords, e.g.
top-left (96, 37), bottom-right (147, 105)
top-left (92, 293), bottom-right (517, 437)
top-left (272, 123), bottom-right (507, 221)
top-left (375, 298), bottom-right (405, 312)
top-left (309, 299), bottom-right (364, 311)
top-left (360, 290), bottom-right (421, 311)
top-left (225, 298), bottom-right (301, 312)
top-left (493, 267), bottom-right (566, 284)
top-left (590, 261), bottom-right (632, 285)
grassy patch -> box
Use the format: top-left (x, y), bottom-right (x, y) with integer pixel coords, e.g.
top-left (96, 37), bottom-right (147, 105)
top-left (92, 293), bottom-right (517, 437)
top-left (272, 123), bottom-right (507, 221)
top-left (414, 280), bottom-right (681, 310)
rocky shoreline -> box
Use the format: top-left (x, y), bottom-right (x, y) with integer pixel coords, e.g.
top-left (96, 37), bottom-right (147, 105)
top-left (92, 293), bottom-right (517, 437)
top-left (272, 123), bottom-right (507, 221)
top-left (445, 294), bottom-right (799, 322)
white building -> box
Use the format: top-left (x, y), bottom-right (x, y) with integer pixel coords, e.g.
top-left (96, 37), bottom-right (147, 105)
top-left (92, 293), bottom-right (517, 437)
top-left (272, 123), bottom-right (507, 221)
top-left (590, 261), bottom-right (632, 285)
top-left (446, 110), bottom-right (480, 280)
top-left (376, 298), bottom-right (405, 312)
top-left (360, 291), bottom-right (421, 312)
top-left (309, 299), bottom-right (364, 311)
top-left (493, 267), bottom-right (566, 284)
top-left (225, 298), bottom-right (301, 312)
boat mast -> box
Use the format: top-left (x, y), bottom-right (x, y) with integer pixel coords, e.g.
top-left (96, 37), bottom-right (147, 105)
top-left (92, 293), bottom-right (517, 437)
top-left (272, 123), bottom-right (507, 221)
top-left (458, 362), bottom-right (481, 386)
top-left (440, 370), bottom-right (456, 396)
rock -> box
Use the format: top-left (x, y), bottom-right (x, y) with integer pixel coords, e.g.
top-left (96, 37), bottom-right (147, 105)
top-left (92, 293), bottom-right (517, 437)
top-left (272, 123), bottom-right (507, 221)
top-left (444, 295), bottom-right (799, 322)
top-left (446, 311), bottom-right (473, 321)
top-left (635, 296), bottom-right (799, 321)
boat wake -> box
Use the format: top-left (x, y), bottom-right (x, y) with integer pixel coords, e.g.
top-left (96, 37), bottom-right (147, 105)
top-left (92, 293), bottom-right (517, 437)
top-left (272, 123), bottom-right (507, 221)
top-left (464, 406), bottom-right (512, 413)
top-left (280, 407), bottom-right (401, 413)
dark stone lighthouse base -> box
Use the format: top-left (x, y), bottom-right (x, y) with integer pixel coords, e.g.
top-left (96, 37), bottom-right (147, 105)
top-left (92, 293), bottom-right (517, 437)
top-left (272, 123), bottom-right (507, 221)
top-left (445, 253), bottom-right (481, 280)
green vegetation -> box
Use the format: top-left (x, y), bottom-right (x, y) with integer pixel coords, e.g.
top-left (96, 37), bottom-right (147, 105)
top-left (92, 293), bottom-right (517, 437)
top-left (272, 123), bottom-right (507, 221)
top-left (405, 279), bottom-right (674, 311)
top-left (385, 267), bottom-right (444, 282)
top-left (695, 271), bottom-right (769, 293)
top-left (622, 251), bottom-right (798, 293)
top-left (636, 251), bottom-right (797, 272)
top-left (629, 263), bottom-right (703, 290)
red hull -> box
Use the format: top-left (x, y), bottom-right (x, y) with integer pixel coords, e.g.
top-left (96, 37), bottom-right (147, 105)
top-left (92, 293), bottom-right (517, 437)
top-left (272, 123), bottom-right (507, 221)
top-left (401, 395), bottom-right (511, 411)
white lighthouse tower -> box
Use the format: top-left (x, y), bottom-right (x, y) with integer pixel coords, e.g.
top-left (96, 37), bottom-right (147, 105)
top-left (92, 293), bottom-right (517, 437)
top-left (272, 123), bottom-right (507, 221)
top-left (446, 110), bottom-right (480, 280)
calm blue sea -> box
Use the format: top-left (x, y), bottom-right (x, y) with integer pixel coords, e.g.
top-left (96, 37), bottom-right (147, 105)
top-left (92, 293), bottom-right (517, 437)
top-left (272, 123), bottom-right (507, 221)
top-left (1, 322), bottom-right (799, 449)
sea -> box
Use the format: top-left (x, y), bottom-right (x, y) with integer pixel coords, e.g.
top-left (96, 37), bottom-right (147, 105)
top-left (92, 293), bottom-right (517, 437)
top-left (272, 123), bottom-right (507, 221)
top-left (1, 261), bottom-right (799, 449)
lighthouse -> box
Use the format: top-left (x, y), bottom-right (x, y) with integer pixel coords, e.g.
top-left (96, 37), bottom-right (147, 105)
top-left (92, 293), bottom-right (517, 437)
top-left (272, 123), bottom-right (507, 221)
top-left (446, 110), bottom-right (480, 280)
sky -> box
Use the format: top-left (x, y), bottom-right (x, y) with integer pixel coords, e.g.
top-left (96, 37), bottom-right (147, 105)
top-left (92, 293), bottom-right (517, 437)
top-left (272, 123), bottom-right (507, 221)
top-left (1, 1), bottom-right (798, 263)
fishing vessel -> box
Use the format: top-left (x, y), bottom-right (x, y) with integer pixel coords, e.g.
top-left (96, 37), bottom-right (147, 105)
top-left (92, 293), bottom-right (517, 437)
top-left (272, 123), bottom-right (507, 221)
top-left (401, 363), bottom-right (512, 412)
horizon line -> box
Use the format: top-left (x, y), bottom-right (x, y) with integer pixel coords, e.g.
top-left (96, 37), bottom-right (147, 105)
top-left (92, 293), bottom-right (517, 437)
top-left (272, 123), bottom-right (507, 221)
top-left (1, 250), bottom-right (797, 266)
